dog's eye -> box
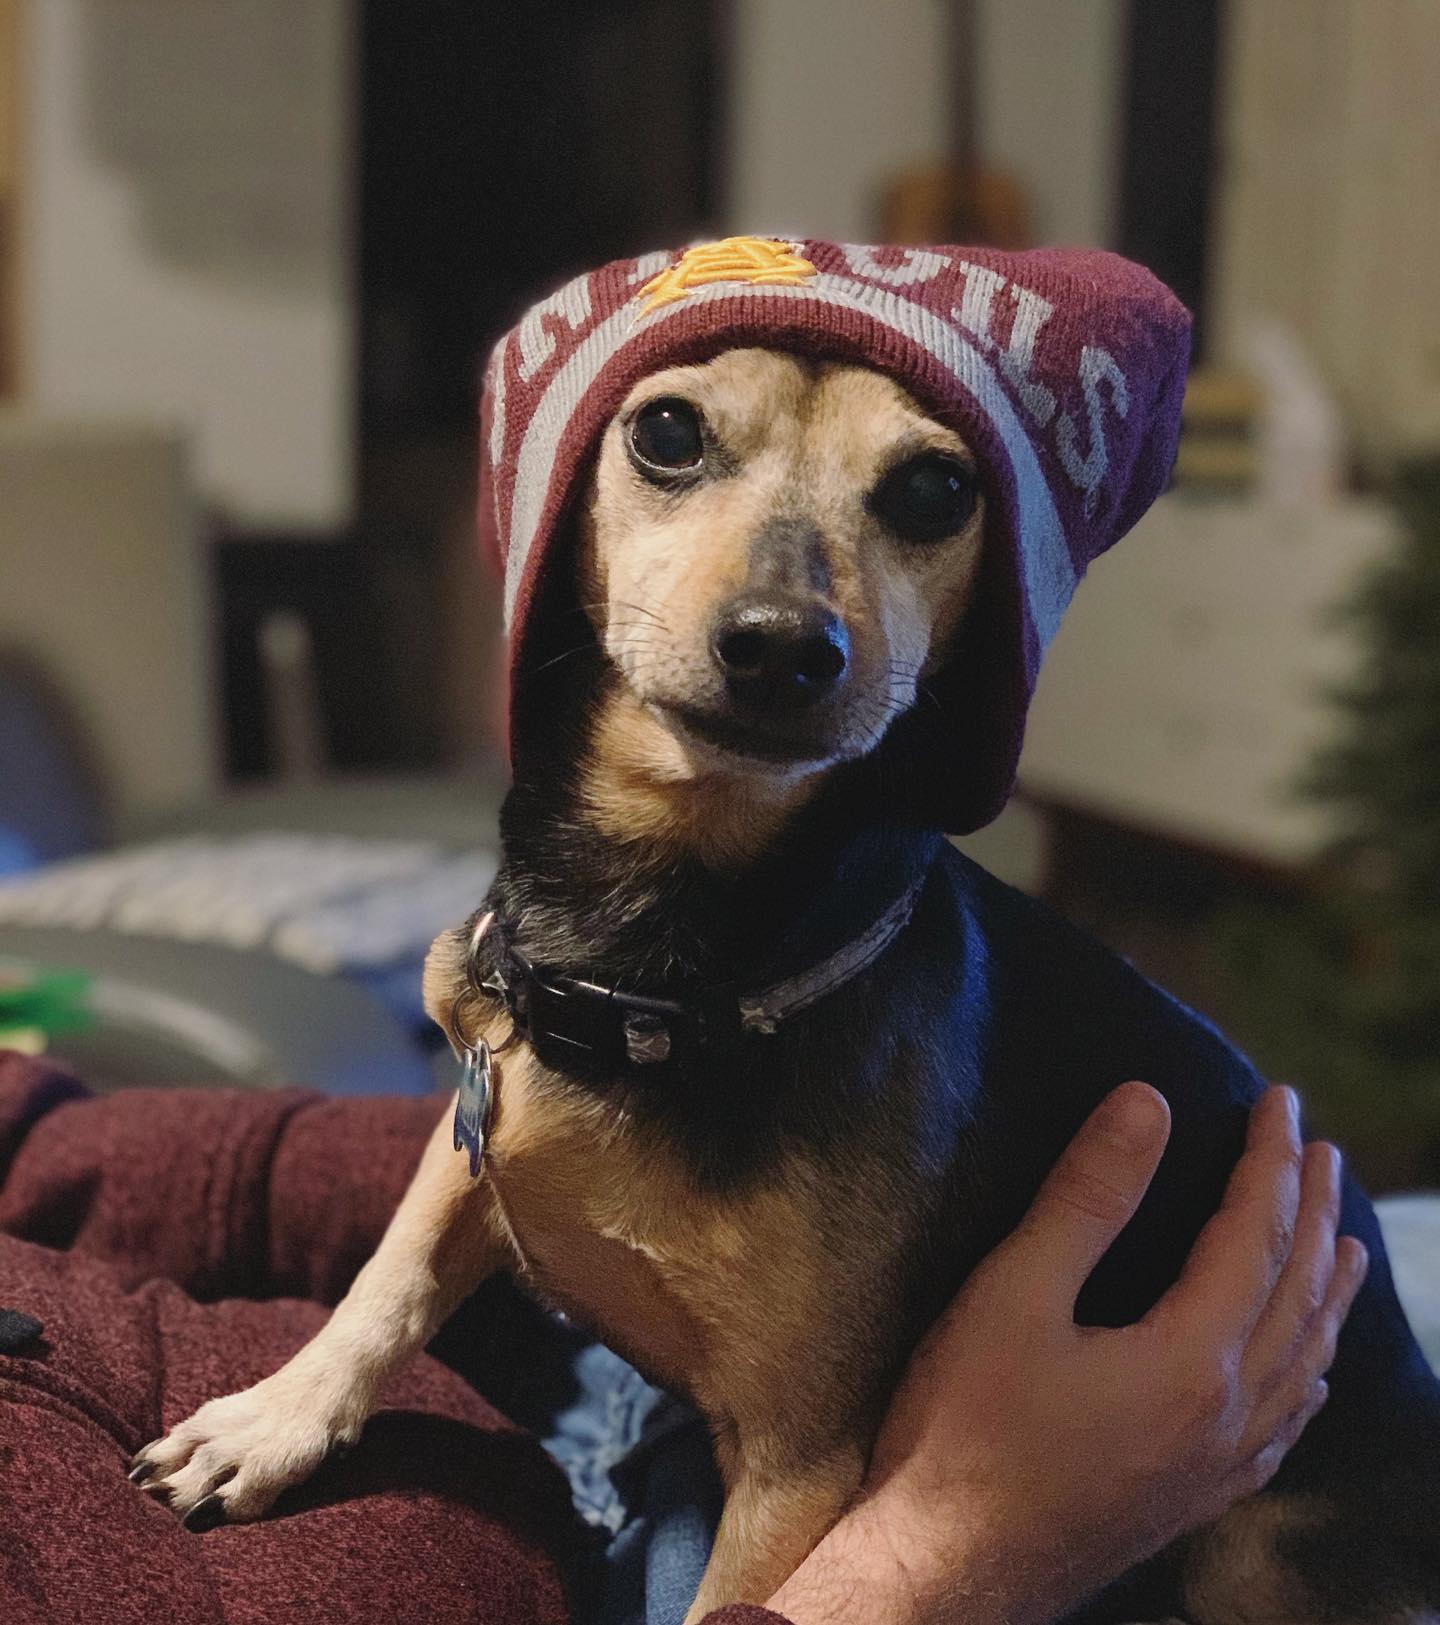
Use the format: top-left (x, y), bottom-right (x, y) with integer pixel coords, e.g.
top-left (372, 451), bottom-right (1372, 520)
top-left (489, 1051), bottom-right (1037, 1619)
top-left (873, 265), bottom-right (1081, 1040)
top-left (873, 454), bottom-right (978, 542)
top-left (630, 398), bottom-right (704, 474)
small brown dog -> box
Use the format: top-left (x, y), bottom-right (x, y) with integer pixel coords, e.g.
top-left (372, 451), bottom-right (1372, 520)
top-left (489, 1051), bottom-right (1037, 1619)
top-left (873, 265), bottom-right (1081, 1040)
top-left (134, 241), bottom-right (1440, 1623)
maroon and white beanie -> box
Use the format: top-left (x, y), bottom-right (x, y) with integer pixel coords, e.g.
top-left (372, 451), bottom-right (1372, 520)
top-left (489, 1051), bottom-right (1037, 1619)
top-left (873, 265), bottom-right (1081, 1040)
top-left (480, 236), bottom-right (1191, 832)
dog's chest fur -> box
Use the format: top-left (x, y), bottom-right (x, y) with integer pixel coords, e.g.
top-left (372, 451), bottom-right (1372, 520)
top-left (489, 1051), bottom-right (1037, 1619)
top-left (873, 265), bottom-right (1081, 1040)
top-left (482, 1042), bottom-right (739, 1400)
top-left (476, 1032), bottom-right (921, 1457)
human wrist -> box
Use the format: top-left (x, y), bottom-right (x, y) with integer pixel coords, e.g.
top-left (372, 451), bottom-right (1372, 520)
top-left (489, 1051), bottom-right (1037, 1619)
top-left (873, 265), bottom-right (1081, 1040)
top-left (767, 1479), bottom-right (1090, 1625)
top-left (769, 1479), bottom-right (1046, 1625)
top-left (765, 1491), bottom-right (946, 1625)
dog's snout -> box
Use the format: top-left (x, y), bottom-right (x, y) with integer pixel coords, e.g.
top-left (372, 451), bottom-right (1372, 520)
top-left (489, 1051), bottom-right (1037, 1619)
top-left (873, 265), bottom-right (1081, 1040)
top-left (712, 593), bottom-right (849, 713)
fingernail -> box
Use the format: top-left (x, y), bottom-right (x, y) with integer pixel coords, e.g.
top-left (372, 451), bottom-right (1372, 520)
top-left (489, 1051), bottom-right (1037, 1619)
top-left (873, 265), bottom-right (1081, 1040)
top-left (1280, 1084), bottom-right (1300, 1128)
top-left (1105, 1083), bottom-right (1165, 1149)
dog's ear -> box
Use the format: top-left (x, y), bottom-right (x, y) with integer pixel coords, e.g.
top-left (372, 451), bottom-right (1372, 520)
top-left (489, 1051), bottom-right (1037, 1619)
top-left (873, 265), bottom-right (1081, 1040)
top-left (869, 530), bottom-right (1028, 836)
top-left (422, 926), bottom-right (472, 1050)
top-left (509, 507), bottom-right (610, 785)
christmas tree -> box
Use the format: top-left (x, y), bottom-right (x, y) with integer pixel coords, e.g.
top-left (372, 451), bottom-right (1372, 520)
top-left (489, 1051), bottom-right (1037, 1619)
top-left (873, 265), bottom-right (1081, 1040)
top-left (1217, 455), bottom-right (1440, 1189)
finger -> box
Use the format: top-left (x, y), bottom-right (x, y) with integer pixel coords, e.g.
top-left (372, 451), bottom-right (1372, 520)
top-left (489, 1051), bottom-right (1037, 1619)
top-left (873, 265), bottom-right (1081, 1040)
top-left (1237, 1377), bottom-right (1330, 1502)
top-left (1307, 1235), bottom-right (1368, 1381)
top-left (999, 1081), bottom-right (1171, 1314)
top-left (1237, 1235), bottom-right (1367, 1459)
top-left (1152, 1085), bottom-right (1302, 1346)
top-left (1336, 1235), bottom-right (1370, 1304)
top-left (1239, 1140), bottom-right (1342, 1393)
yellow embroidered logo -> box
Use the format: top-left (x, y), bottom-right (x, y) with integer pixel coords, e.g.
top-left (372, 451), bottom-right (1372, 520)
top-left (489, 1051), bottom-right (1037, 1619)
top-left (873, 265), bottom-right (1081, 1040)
top-left (637, 237), bottom-right (818, 313)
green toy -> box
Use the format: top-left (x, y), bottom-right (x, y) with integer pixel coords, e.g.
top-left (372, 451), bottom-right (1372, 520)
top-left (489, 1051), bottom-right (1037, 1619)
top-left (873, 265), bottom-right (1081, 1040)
top-left (0, 967), bottom-right (93, 1054)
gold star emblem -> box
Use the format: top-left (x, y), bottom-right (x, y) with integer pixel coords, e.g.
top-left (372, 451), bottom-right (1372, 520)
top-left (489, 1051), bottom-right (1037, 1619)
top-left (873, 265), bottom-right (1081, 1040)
top-left (637, 236), bottom-right (818, 313)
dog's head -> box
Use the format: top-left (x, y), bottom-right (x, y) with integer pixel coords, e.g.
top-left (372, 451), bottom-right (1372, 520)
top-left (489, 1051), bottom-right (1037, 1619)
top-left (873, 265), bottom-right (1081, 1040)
top-left (487, 241), bottom-right (1191, 836)
top-left (579, 348), bottom-right (986, 782)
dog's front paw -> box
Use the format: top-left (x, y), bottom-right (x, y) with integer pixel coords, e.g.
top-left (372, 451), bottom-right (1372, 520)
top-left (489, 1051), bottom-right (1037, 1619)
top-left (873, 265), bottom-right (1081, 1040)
top-left (129, 1369), bottom-right (364, 1529)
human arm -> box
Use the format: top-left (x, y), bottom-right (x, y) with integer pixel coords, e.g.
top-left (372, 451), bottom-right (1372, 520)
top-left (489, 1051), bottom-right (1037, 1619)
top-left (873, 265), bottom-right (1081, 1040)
top-left (762, 1081), bottom-right (1365, 1625)
top-left (0, 1050), bottom-right (436, 1302)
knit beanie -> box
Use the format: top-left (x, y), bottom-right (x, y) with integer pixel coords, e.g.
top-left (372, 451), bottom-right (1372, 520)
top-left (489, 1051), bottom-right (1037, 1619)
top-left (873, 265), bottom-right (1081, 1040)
top-left (479, 237), bottom-right (1191, 833)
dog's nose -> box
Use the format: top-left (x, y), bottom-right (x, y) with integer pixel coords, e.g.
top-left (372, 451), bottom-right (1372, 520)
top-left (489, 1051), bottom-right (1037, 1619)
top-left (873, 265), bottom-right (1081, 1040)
top-left (711, 593), bottom-right (849, 713)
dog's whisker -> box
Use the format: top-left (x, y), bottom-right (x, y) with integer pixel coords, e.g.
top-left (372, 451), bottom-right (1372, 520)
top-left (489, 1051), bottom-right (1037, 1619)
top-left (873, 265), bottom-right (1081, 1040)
top-left (581, 597), bottom-right (673, 635)
top-left (530, 642), bottom-right (599, 676)
top-left (613, 598), bottom-right (671, 631)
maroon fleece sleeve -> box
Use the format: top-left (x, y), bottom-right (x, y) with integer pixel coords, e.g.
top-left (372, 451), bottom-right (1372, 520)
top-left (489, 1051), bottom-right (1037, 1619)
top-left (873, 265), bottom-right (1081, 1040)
top-left (0, 1051), bottom-right (442, 1303)
top-left (0, 1056), bottom-right (586, 1624)
top-left (0, 1234), bottom-right (582, 1625)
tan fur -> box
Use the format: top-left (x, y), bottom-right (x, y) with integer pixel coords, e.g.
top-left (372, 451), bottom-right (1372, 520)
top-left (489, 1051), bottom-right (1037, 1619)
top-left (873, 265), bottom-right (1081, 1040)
top-left (430, 950), bottom-right (903, 1417)
top-left (1183, 1497), bottom-right (1438, 1625)
top-left (581, 683), bottom-right (819, 869)
top-left (450, 986), bottom-right (914, 1618)
top-left (578, 349), bottom-right (985, 864)
top-left (1182, 1495), bottom-right (1330, 1624)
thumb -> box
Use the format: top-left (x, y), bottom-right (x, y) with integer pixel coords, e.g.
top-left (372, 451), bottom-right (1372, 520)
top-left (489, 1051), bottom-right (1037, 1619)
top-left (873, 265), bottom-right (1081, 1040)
top-left (999, 1082), bottom-right (1171, 1315)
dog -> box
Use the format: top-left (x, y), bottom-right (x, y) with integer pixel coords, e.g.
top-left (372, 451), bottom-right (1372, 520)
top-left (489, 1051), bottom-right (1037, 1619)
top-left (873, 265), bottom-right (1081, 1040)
top-left (133, 241), bottom-right (1440, 1622)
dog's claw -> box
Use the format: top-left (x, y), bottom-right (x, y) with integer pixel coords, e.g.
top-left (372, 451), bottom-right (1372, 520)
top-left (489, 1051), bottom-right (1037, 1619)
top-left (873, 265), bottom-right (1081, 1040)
top-left (127, 1459), bottom-right (155, 1485)
top-left (182, 1494), bottom-right (227, 1533)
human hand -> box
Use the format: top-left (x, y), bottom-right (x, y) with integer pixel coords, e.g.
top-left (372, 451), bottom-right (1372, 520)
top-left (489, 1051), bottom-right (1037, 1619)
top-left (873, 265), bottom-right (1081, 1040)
top-left (767, 1082), bottom-right (1367, 1625)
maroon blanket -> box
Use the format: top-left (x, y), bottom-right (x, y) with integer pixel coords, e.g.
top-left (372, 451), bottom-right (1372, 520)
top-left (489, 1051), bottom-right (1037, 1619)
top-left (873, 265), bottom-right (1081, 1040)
top-left (0, 1052), bottom-right (781, 1625)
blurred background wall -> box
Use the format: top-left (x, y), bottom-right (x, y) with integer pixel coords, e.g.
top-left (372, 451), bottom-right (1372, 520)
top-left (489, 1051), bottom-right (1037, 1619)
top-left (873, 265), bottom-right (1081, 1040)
top-left (0, 0), bottom-right (17, 399)
top-left (1212, 0), bottom-right (1440, 465)
top-left (728, 0), bottom-right (1125, 247)
top-left (728, 0), bottom-right (950, 242)
top-left (20, 0), bottom-right (354, 531)
top-left (974, 0), bottom-right (1125, 247)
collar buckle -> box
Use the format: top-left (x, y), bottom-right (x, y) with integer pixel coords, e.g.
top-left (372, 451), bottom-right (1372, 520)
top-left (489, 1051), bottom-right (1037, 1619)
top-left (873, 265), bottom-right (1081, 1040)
top-left (514, 953), bottom-right (741, 1075)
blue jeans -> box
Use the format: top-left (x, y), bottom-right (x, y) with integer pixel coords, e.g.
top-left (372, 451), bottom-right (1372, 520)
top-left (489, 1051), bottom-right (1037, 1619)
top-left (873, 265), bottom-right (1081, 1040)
top-left (542, 1340), bottom-right (723, 1625)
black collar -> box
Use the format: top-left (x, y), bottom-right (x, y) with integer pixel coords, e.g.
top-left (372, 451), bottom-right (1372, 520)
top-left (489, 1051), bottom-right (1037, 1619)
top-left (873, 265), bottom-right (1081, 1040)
top-left (467, 877), bottom-right (925, 1080)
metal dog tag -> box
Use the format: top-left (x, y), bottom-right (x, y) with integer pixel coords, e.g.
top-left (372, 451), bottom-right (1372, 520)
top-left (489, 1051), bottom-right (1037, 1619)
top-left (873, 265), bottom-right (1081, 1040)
top-left (453, 1038), bottom-right (495, 1178)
